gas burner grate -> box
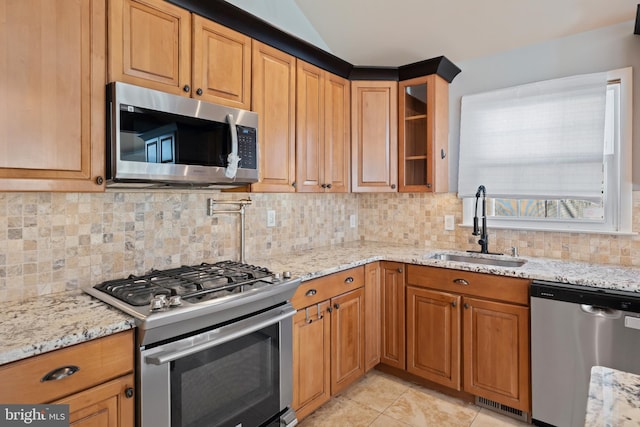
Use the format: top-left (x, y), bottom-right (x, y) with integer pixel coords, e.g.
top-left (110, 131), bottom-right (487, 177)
top-left (93, 261), bottom-right (274, 306)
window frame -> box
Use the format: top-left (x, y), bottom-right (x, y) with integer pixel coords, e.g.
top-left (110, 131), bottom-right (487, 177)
top-left (461, 67), bottom-right (633, 235)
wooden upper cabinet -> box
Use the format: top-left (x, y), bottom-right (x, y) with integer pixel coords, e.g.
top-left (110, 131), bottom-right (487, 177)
top-left (251, 42), bottom-right (296, 192)
top-left (351, 81), bottom-right (398, 192)
top-left (192, 16), bottom-right (252, 109)
top-left (109, 0), bottom-right (191, 95)
top-left (0, 0), bottom-right (106, 192)
top-left (295, 61), bottom-right (350, 193)
top-left (398, 74), bottom-right (449, 192)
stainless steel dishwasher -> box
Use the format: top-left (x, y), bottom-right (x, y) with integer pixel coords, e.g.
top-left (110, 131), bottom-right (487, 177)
top-left (531, 280), bottom-right (640, 427)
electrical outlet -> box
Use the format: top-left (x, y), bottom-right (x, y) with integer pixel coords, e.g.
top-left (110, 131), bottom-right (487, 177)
top-left (349, 214), bottom-right (357, 228)
top-left (444, 215), bottom-right (455, 231)
top-left (267, 210), bottom-right (276, 227)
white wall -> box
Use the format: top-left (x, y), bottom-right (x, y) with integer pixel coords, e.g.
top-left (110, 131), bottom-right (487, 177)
top-left (224, 0), bottom-right (331, 52)
top-left (448, 20), bottom-right (640, 190)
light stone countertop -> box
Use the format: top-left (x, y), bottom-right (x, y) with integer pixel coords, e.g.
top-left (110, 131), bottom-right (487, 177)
top-left (0, 290), bottom-right (135, 366)
top-left (3, 240), bottom-right (640, 367)
top-left (585, 366), bottom-right (640, 426)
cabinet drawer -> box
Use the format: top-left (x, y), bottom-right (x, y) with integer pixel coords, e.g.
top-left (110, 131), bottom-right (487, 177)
top-left (407, 265), bottom-right (530, 305)
top-left (292, 266), bottom-right (364, 309)
top-left (0, 330), bottom-right (134, 404)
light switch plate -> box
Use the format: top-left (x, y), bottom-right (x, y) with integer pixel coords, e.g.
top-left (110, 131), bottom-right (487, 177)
top-left (267, 210), bottom-right (276, 227)
top-left (350, 214), bottom-right (357, 228)
top-left (444, 215), bottom-right (455, 231)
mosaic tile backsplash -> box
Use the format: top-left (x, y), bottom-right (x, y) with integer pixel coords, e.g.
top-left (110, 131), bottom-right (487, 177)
top-left (1, 190), bottom-right (639, 303)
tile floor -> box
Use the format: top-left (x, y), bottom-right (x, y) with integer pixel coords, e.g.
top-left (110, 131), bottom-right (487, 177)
top-left (297, 370), bottom-right (530, 427)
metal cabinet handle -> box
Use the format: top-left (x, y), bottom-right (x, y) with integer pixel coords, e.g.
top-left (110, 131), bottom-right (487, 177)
top-left (334, 303), bottom-right (340, 310)
top-left (125, 387), bottom-right (134, 398)
top-left (183, 84), bottom-right (190, 93)
top-left (41, 365), bottom-right (80, 382)
top-left (453, 278), bottom-right (470, 286)
top-left (326, 184), bottom-right (332, 189)
top-left (305, 307), bottom-right (312, 323)
top-left (451, 301), bottom-right (457, 307)
top-left (305, 289), bottom-right (317, 297)
top-left (464, 303), bottom-right (470, 309)
top-left (397, 268), bottom-right (403, 273)
top-left (196, 88), bottom-right (203, 96)
top-left (344, 277), bottom-right (354, 284)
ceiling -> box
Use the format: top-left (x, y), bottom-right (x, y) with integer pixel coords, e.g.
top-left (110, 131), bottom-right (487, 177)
top-left (290, 0), bottom-right (639, 66)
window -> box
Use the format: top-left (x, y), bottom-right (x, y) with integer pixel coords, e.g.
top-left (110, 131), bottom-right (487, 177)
top-left (459, 68), bottom-right (633, 234)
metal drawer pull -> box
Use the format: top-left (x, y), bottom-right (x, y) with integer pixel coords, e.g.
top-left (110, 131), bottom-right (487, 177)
top-left (305, 289), bottom-right (317, 297)
top-left (453, 278), bottom-right (470, 286)
top-left (344, 277), bottom-right (354, 284)
top-left (317, 303), bottom-right (323, 320)
top-left (305, 307), bottom-right (312, 323)
top-left (41, 365), bottom-right (80, 382)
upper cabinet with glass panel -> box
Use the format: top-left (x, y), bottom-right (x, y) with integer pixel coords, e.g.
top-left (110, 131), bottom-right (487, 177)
top-left (398, 75), bottom-right (450, 193)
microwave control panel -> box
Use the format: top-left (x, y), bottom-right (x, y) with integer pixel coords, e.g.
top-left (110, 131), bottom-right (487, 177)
top-left (236, 126), bottom-right (257, 169)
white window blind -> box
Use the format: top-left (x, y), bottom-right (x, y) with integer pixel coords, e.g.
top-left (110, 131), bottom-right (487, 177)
top-left (458, 72), bottom-right (608, 201)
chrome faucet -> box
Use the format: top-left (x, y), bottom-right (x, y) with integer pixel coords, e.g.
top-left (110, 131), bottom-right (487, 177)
top-left (471, 185), bottom-right (490, 254)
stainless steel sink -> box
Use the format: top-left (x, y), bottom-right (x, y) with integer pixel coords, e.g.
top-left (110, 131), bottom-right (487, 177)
top-left (429, 253), bottom-right (527, 268)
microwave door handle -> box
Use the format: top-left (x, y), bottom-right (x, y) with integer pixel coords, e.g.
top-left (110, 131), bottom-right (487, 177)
top-left (225, 113), bottom-right (240, 178)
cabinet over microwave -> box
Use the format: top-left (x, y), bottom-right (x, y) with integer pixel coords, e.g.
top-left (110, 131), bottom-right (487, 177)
top-left (106, 82), bottom-right (258, 189)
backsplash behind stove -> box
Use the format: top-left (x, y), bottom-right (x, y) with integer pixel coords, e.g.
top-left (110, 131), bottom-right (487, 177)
top-left (1, 191), bottom-right (640, 303)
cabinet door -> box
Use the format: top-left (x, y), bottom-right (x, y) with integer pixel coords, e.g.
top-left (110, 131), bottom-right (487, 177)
top-left (251, 42), bottom-right (296, 192)
top-left (295, 60), bottom-right (324, 192)
top-left (109, 0), bottom-right (191, 95)
top-left (292, 301), bottom-right (331, 420)
top-left (398, 75), bottom-right (449, 193)
top-left (364, 262), bottom-right (381, 371)
top-left (351, 81), bottom-right (398, 192)
top-left (54, 374), bottom-right (135, 427)
top-left (0, 0), bottom-right (105, 192)
top-left (192, 15), bottom-right (251, 110)
top-left (463, 297), bottom-right (530, 412)
top-left (323, 73), bottom-right (351, 193)
top-left (406, 286), bottom-right (461, 389)
top-left (331, 288), bottom-right (365, 395)
top-left (380, 262), bottom-right (405, 369)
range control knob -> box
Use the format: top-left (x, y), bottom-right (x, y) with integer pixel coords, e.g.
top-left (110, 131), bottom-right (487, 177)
top-left (169, 295), bottom-right (182, 307)
top-left (150, 295), bottom-right (167, 311)
top-left (273, 273), bottom-right (282, 281)
top-left (283, 271), bottom-right (292, 279)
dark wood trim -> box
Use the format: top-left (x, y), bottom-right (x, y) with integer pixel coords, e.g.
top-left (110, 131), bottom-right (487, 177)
top-left (349, 67), bottom-right (399, 81)
top-left (168, 0), bottom-right (461, 82)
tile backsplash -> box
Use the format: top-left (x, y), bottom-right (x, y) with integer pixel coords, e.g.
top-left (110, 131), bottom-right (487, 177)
top-left (1, 190), bottom-right (639, 303)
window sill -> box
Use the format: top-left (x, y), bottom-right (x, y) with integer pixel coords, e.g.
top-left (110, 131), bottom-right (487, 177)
top-left (458, 223), bottom-right (637, 237)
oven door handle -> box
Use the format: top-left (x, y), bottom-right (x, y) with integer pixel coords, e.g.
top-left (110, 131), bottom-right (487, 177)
top-left (145, 305), bottom-right (296, 365)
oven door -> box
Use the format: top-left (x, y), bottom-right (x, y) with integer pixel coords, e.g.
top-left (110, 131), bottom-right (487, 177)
top-left (140, 303), bottom-right (296, 427)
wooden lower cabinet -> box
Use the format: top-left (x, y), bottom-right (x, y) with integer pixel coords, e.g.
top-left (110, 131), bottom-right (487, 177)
top-left (291, 267), bottom-right (366, 420)
top-left (0, 331), bottom-right (135, 427)
top-left (364, 262), bottom-right (381, 371)
top-left (406, 286), bottom-right (461, 390)
top-left (463, 297), bottom-right (530, 411)
top-left (406, 265), bottom-right (531, 413)
top-left (292, 301), bottom-right (331, 420)
top-left (55, 374), bottom-right (134, 427)
top-left (380, 262), bottom-right (405, 369)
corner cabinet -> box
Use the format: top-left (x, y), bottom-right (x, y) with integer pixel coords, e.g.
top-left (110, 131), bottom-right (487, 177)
top-left (398, 75), bottom-right (449, 192)
top-left (109, 0), bottom-right (252, 109)
top-left (406, 265), bottom-right (531, 413)
top-left (0, 331), bottom-right (135, 426)
top-left (0, 0), bottom-right (106, 192)
top-left (251, 42), bottom-right (297, 192)
top-left (291, 267), bottom-right (365, 420)
top-left (351, 81), bottom-right (398, 192)
top-left (296, 60), bottom-right (351, 193)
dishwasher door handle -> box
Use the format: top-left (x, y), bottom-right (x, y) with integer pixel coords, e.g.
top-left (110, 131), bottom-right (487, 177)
top-left (580, 304), bottom-right (622, 319)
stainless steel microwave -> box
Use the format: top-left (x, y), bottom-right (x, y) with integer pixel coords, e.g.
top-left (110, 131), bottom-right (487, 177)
top-left (106, 82), bottom-right (258, 189)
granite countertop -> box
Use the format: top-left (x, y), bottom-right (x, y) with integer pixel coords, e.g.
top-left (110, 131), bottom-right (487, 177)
top-left (3, 240), bottom-right (640, 367)
top-left (0, 290), bottom-right (135, 366)
top-left (585, 366), bottom-right (640, 426)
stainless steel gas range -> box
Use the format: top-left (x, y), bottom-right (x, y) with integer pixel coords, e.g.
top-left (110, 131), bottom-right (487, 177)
top-left (84, 261), bottom-right (301, 427)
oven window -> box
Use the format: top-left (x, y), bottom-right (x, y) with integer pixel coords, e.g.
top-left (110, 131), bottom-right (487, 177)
top-left (170, 323), bottom-right (280, 427)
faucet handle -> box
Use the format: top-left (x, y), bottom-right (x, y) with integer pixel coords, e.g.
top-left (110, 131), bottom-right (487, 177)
top-left (510, 247), bottom-right (519, 257)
